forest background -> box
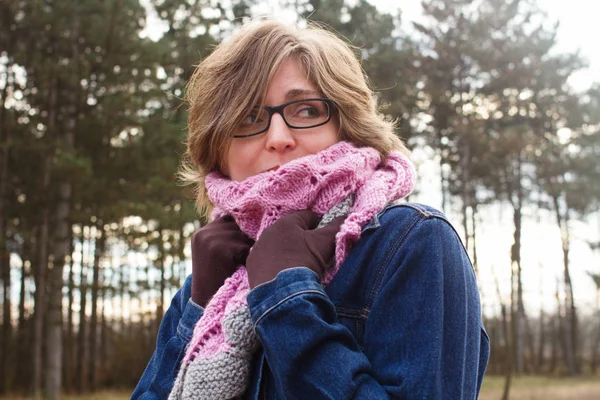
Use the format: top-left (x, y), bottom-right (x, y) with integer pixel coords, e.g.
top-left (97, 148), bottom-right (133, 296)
top-left (1, 0), bottom-right (600, 399)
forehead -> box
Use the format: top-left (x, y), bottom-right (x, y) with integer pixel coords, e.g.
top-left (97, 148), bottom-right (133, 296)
top-left (263, 59), bottom-right (321, 103)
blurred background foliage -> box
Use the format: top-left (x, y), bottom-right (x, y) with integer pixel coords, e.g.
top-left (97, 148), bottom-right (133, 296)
top-left (1, 0), bottom-right (599, 398)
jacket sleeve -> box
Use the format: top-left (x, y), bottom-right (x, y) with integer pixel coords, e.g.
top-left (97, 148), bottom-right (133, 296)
top-left (131, 274), bottom-right (203, 400)
top-left (246, 216), bottom-right (489, 399)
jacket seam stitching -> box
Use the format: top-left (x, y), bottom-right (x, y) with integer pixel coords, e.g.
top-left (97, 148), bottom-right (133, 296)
top-left (335, 305), bottom-right (369, 315)
top-left (406, 203), bottom-right (431, 216)
top-left (253, 289), bottom-right (327, 326)
top-left (177, 325), bottom-right (190, 341)
top-left (422, 214), bottom-right (472, 262)
top-left (367, 212), bottom-right (423, 305)
top-left (336, 311), bottom-right (368, 319)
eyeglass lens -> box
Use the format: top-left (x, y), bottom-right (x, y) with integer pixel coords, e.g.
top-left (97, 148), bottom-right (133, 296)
top-left (234, 99), bottom-right (330, 137)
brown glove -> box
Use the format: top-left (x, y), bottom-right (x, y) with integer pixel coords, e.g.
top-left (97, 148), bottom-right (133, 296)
top-left (245, 210), bottom-right (345, 289)
top-left (191, 215), bottom-right (254, 307)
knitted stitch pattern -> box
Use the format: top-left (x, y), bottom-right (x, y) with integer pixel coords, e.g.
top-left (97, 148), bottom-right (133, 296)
top-left (169, 141), bottom-right (415, 400)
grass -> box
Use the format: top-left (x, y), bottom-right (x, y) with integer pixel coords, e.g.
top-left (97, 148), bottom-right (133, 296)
top-left (62, 393), bottom-right (130, 400)
top-left (4, 376), bottom-right (600, 399)
top-left (480, 375), bottom-right (600, 400)
top-left (1, 391), bottom-right (131, 400)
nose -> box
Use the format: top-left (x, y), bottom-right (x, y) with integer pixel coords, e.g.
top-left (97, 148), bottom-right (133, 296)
top-left (265, 113), bottom-right (295, 152)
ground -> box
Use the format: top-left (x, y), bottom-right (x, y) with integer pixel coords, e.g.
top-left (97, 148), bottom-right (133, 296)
top-left (4, 376), bottom-right (600, 399)
top-left (479, 375), bottom-right (600, 400)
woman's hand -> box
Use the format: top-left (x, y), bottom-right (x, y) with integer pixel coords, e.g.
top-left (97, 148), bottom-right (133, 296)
top-left (246, 210), bottom-right (345, 289)
top-left (191, 215), bottom-right (254, 307)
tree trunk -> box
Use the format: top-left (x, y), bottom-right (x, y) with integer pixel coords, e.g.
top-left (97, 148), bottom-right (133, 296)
top-left (177, 225), bottom-right (185, 286)
top-left (440, 163), bottom-right (448, 215)
top-left (551, 194), bottom-right (577, 375)
top-left (16, 241), bottom-right (30, 390)
top-left (88, 224), bottom-right (105, 392)
top-left (18, 250), bottom-right (27, 335)
top-left (591, 320), bottom-right (600, 374)
top-left (471, 205), bottom-right (479, 274)
top-left (493, 264), bottom-right (511, 400)
top-left (33, 181), bottom-right (50, 399)
top-left (501, 301), bottom-right (512, 400)
top-left (64, 228), bottom-right (77, 392)
top-left (460, 134), bottom-right (471, 255)
top-left (33, 73), bottom-right (58, 397)
top-left (45, 7), bottom-right (79, 393)
top-left (99, 265), bottom-right (107, 384)
top-left (45, 182), bottom-right (72, 400)
top-left (0, 210), bottom-right (11, 395)
top-left (555, 276), bottom-right (574, 374)
top-left (511, 153), bottom-right (526, 374)
top-left (563, 216), bottom-right (578, 374)
top-left (591, 288), bottom-right (600, 374)
top-left (157, 229), bottom-right (166, 321)
top-left (119, 254), bottom-right (126, 335)
top-left (550, 279), bottom-right (560, 373)
top-left (76, 227), bottom-right (88, 394)
top-left (523, 314), bottom-right (536, 373)
top-left (550, 316), bottom-right (558, 373)
top-left (0, 56), bottom-right (14, 397)
top-left (536, 266), bottom-right (545, 373)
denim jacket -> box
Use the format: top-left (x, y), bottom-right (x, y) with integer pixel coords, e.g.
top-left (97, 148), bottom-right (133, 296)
top-left (132, 203), bottom-right (490, 399)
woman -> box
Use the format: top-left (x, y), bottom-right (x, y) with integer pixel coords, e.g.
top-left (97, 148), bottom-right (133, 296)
top-left (132, 19), bottom-right (489, 400)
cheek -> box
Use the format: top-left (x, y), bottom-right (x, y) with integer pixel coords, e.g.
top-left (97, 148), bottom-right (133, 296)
top-left (308, 125), bottom-right (339, 152)
top-left (221, 143), bottom-right (237, 177)
top-left (223, 141), bottom-right (260, 181)
top-left (223, 146), bottom-right (239, 177)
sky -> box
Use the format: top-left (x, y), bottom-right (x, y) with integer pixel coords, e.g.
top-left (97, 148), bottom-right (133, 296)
top-left (143, 0), bottom-right (600, 94)
top-left (373, 0), bottom-right (600, 93)
top-left (143, 0), bottom-right (600, 92)
top-left (536, 0), bottom-right (600, 92)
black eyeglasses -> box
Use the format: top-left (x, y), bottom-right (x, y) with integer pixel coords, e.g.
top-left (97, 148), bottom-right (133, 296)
top-left (232, 98), bottom-right (334, 138)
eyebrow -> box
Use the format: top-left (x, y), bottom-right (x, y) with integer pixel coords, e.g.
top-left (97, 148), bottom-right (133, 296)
top-left (252, 89), bottom-right (322, 109)
top-left (284, 88), bottom-right (321, 100)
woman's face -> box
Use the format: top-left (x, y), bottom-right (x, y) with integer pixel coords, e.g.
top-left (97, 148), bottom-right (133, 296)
top-left (222, 58), bottom-right (339, 181)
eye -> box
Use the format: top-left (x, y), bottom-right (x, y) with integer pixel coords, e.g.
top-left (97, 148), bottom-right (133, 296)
top-left (296, 105), bottom-right (321, 118)
top-left (240, 110), bottom-right (265, 127)
top-left (290, 102), bottom-right (326, 119)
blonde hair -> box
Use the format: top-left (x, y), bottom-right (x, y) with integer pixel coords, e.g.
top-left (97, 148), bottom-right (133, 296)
top-left (180, 19), bottom-right (411, 217)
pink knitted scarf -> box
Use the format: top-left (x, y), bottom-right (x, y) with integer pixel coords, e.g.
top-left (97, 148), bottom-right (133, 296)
top-left (169, 141), bottom-right (415, 399)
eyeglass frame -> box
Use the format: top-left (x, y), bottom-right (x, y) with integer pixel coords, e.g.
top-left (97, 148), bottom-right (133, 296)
top-left (232, 97), bottom-right (335, 138)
